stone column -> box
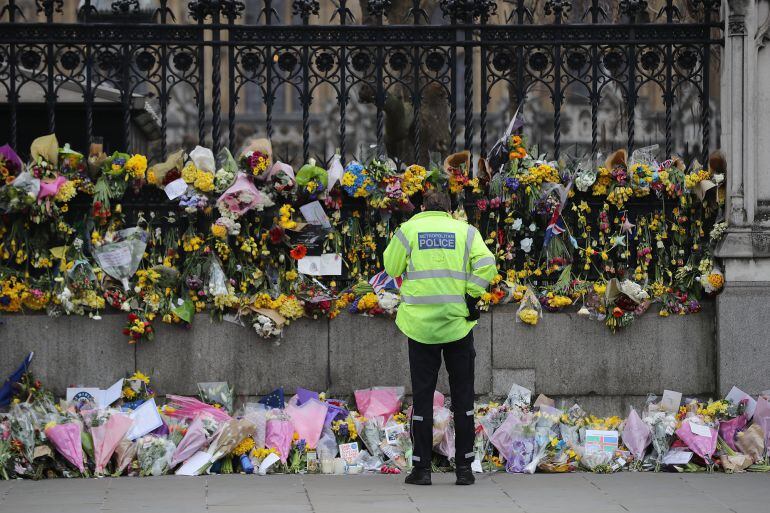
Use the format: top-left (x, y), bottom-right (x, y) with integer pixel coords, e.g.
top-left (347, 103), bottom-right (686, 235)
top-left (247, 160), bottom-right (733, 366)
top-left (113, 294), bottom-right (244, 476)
top-left (716, 0), bottom-right (770, 395)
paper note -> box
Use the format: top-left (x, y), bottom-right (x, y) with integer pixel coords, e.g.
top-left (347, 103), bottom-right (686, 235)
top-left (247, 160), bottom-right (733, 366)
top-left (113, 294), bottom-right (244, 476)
top-left (126, 398), bottom-right (163, 441)
top-left (258, 452), bottom-right (280, 475)
top-left (95, 245), bottom-right (132, 268)
top-left (327, 155), bottom-right (344, 189)
top-left (660, 390), bottom-right (682, 413)
top-left (662, 450), bottom-right (693, 465)
top-left (726, 386), bottom-right (757, 420)
top-left (176, 451), bottom-right (211, 476)
top-left (164, 178), bottom-right (188, 200)
top-left (471, 457), bottom-right (483, 473)
top-left (298, 254), bottom-right (342, 276)
top-left (299, 201), bottom-right (331, 228)
top-left (688, 421), bottom-right (712, 438)
top-left (339, 442), bottom-right (360, 464)
top-left (585, 430), bottom-right (619, 454)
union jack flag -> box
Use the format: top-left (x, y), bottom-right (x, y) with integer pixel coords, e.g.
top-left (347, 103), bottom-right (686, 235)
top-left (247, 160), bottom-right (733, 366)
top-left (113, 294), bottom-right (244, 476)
top-left (542, 207), bottom-right (567, 247)
top-left (369, 270), bottom-right (403, 292)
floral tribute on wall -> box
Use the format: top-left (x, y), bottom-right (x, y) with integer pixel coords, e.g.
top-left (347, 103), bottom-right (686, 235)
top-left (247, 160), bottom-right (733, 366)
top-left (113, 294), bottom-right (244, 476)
top-left (0, 127), bottom-right (726, 340)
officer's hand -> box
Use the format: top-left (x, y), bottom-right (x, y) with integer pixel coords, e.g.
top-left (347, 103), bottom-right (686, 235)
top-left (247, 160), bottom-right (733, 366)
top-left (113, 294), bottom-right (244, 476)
top-left (465, 294), bottom-right (480, 321)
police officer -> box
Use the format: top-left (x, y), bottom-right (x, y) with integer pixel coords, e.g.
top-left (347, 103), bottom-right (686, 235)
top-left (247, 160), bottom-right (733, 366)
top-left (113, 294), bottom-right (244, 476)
top-left (383, 189), bottom-right (496, 486)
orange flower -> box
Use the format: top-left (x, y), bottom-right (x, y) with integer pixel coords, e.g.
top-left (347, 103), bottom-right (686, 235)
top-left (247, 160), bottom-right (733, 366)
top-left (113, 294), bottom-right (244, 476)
top-left (612, 306), bottom-right (624, 318)
top-left (290, 244), bottom-right (307, 260)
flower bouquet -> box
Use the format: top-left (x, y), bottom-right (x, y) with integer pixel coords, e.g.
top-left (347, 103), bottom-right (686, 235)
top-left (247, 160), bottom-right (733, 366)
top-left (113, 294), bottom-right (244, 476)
top-left (137, 435), bottom-right (176, 476)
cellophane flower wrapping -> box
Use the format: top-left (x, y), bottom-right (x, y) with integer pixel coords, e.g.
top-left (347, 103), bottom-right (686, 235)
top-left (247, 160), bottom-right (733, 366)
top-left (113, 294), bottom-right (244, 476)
top-left (286, 398), bottom-right (328, 450)
top-left (113, 438), bottom-right (138, 475)
top-left (92, 227), bottom-right (149, 290)
top-left (197, 382), bottom-right (234, 414)
top-left (675, 420), bottom-right (718, 464)
top-left (432, 406), bottom-right (454, 458)
top-left (171, 412), bottom-right (220, 468)
top-left (165, 395), bottom-right (232, 423)
top-left (217, 172), bottom-right (274, 217)
top-left (354, 387), bottom-right (404, 421)
top-left (44, 421), bottom-right (84, 473)
top-left (137, 435), bottom-right (176, 476)
top-left (752, 397), bottom-right (770, 453)
top-left (516, 287), bottom-right (542, 325)
top-left (621, 409), bottom-right (651, 463)
top-left (208, 418), bottom-right (257, 463)
top-left (735, 424), bottom-right (765, 462)
top-left (240, 403), bottom-right (268, 449)
top-left (719, 411), bottom-right (748, 452)
top-left (642, 409), bottom-right (677, 468)
top-left (490, 411), bottom-right (536, 473)
top-left (90, 410), bottom-right (133, 474)
top-left (9, 403), bottom-right (36, 462)
top-left (265, 411), bottom-right (294, 463)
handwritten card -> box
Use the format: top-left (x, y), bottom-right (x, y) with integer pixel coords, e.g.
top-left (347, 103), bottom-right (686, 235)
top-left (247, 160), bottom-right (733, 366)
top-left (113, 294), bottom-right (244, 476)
top-left (661, 390), bottom-right (682, 413)
top-left (126, 397), bottom-right (163, 440)
top-left (688, 421), bottom-right (712, 438)
top-left (298, 254), bottom-right (342, 276)
top-left (339, 442), bottom-right (359, 464)
top-left (164, 178), bottom-right (188, 200)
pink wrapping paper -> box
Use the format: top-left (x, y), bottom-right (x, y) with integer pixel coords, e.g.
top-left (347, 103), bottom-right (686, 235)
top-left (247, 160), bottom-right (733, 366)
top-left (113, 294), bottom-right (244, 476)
top-left (675, 421), bottom-right (718, 463)
top-left (45, 423), bottom-right (84, 472)
top-left (622, 409), bottom-right (652, 460)
top-left (286, 399), bottom-right (328, 449)
top-left (354, 387), bottom-right (402, 421)
top-left (38, 175), bottom-right (67, 199)
top-left (265, 416), bottom-right (294, 463)
top-left (719, 413), bottom-right (748, 452)
top-left (91, 413), bottom-right (133, 473)
top-left (171, 414), bottom-right (214, 468)
top-left (165, 395), bottom-right (232, 423)
top-left (217, 173), bottom-right (274, 215)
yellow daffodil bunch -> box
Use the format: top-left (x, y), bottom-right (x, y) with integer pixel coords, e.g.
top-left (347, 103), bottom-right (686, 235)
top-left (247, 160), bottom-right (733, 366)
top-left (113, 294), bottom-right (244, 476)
top-left (278, 204), bottom-right (297, 229)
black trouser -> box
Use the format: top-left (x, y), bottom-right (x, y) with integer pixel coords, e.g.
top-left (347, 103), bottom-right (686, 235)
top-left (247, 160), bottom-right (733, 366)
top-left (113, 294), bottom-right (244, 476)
top-left (408, 331), bottom-right (475, 469)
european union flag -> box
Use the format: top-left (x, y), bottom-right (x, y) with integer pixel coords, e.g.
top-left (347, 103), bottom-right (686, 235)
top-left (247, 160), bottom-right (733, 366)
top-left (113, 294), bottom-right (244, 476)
top-left (259, 387), bottom-right (285, 409)
top-left (0, 352), bottom-right (33, 407)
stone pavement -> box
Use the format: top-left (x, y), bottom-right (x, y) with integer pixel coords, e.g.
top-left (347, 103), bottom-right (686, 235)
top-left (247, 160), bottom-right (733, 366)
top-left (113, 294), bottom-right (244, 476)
top-left (1, 472), bottom-right (769, 513)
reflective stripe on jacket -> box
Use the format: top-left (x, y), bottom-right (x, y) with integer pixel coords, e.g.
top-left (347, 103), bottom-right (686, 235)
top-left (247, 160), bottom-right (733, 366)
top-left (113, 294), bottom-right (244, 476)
top-left (383, 211), bottom-right (497, 344)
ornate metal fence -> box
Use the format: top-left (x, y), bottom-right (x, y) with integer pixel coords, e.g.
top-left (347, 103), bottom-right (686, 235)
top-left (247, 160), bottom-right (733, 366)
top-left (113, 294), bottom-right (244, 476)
top-left (0, 0), bottom-right (722, 165)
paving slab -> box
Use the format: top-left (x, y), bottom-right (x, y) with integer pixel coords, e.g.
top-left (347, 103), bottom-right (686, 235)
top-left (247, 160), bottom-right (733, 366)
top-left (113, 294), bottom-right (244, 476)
top-left (2, 472), bottom-right (767, 513)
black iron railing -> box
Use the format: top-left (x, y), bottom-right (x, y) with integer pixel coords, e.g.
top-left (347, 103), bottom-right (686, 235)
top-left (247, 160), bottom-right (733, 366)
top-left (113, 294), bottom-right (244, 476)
top-left (0, 0), bottom-right (722, 165)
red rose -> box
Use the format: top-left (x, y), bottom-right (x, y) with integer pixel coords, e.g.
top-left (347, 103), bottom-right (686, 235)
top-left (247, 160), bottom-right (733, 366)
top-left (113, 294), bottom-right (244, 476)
top-left (127, 313), bottom-right (138, 322)
top-left (269, 226), bottom-right (284, 244)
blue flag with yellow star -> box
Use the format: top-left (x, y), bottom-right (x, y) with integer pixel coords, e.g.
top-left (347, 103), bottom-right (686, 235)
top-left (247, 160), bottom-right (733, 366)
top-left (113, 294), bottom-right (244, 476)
top-left (259, 387), bottom-right (285, 409)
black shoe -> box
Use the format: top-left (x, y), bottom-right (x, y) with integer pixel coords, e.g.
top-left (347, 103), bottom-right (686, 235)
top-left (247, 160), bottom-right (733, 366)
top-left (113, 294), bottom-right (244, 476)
top-left (455, 466), bottom-right (475, 485)
top-left (405, 467), bottom-right (432, 485)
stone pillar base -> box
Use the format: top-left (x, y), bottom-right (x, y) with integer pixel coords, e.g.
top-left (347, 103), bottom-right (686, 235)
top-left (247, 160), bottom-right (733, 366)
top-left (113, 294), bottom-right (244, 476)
top-left (716, 281), bottom-right (770, 395)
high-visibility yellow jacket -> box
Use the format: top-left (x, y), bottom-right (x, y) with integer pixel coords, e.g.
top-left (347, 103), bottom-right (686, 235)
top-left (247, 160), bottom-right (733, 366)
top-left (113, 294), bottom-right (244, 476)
top-left (383, 211), bottom-right (497, 344)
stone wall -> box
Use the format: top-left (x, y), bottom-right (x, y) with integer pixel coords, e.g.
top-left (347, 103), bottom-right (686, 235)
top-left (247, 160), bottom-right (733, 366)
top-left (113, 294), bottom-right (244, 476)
top-left (0, 303), bottom-right (716, 414)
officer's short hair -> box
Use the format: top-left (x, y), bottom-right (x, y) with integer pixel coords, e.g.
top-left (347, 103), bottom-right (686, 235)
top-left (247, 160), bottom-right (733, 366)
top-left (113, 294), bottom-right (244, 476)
top-left (423, 189), bottom-right (451, 212)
